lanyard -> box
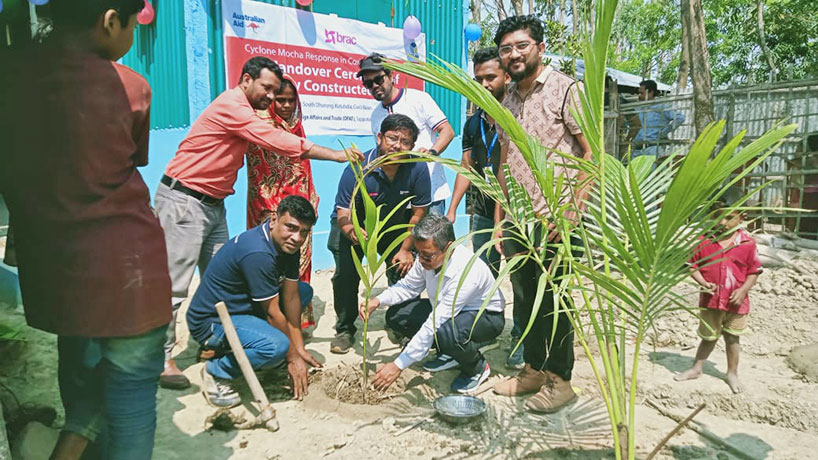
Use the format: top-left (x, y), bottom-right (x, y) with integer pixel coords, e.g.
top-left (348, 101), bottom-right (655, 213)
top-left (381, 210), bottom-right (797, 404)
top-left (480, 117), bottom-right (498, 165)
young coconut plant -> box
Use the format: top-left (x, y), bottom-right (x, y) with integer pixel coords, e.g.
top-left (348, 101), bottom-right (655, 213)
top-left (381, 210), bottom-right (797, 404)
top-left (345, 150), bottom-right (414, 395)
top-left (379, 0), bottom-right (795, 457)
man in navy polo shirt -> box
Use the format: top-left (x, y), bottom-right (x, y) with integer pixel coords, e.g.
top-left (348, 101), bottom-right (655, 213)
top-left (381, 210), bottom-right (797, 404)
top-left (187, 195), bottom-right (321, 407)
top-left (328, 113), bottom-right (432, 354)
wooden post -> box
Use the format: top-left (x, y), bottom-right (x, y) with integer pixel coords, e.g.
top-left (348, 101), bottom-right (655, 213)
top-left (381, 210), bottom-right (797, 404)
top-left (214, 302), bottom-right (270, 408)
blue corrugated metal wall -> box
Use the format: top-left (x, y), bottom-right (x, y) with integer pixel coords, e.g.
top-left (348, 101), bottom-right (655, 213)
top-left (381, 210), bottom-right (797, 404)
top-left (206, 0), bottom-right (464, 132)
top-left (122, 0), bottom-right (190, 129)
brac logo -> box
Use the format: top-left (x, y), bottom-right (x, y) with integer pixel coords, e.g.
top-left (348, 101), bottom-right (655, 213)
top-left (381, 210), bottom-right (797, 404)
top-left (324, 29), bottom-right (357, 45)
top-left (232, 12), bottom-right (265, 33)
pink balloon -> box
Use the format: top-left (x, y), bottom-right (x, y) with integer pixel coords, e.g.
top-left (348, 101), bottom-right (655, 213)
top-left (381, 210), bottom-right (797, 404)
top-left (295, 0), bottom-right (313, 6)
top-left (403, 15), bottom-right (421, 40)
top-left (136, 0), bottom-right (155, 25)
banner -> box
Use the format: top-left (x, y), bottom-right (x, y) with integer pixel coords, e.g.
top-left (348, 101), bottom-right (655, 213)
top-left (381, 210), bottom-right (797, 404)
top-left (222, 0), bottom-right (427, 135)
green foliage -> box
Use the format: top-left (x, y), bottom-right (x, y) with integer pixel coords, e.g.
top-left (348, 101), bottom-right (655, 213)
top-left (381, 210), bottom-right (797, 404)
top-left (609, 0), bottom-right (681, 82)
top-left (704, 0), bottom-right (818, 85)
top-left (345, 150), bottom-right (414, 386)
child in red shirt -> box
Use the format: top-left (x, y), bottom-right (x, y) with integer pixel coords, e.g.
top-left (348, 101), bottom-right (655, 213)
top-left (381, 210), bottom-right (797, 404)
top-left (675, 206), bottom-right (762, 393)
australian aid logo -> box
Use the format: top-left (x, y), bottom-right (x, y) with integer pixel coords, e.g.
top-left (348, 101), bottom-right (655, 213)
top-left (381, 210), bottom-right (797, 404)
top-left (232, 12), bottom-right (265, 33)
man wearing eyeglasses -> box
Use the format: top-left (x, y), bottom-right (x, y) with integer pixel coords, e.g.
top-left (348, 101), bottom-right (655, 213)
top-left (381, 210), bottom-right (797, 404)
top-left (360, 213), bottom-right (505, 394)
top-left (357, 53), bottom-right (455, 216)
top-left (328, 114), bottom-right (432, 354)
top-left (490, 15), bottom-right (594, 414)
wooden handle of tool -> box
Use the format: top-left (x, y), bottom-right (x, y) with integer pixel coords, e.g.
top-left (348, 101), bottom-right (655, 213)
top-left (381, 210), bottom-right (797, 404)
top-left (215, 302), bottom-right (270, 407)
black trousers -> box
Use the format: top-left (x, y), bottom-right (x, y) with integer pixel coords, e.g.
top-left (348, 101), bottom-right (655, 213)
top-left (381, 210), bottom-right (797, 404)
top-left (504, 223), bottom-right (576, 381)
top-left (385, 301), bottom-right (505, 376)
top-left (328, 218), bottom-right (414, 336)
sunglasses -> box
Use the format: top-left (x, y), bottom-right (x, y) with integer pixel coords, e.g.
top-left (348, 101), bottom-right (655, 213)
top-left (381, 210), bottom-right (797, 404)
top-left (363, 74), bottom-right (388, 89)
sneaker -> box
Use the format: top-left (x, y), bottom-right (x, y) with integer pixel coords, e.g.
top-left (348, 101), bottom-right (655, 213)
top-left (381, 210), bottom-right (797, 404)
top-left (492, 364), bottom-right (548, 396)
top-left (330, 332), bottom-right (354, 354)
top-left (423, 354), bottom-right (458, 372)
top-left (450, 361), bottom-right (491, 394)
top-left (200, 366), bottom-right (240, 408)
top-left (505, 342), bottom-right (525, 370)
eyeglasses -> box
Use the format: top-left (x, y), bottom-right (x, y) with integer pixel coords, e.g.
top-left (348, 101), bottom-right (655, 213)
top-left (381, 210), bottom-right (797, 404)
top-left (417, 249), bottom-right (443, 262)
top-left (383, 133), bottom-right (414, 149)
top-left (498, 41), bottom-right (535, 57)
top-left (362, 74), bottom-right (388, 89)
top-left (417, 243), bottom-right (450, 262)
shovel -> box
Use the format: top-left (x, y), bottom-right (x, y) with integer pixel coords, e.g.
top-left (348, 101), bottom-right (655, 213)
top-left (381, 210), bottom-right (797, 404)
top-left (214, 301), bottom-right (280, 432)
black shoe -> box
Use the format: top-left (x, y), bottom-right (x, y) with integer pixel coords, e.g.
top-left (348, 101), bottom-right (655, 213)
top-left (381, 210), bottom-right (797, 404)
top-left (330, 332), bottom-right (354, 354)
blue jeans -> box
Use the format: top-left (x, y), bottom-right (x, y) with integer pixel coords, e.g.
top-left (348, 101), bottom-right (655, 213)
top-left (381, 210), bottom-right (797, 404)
top-left (470, 214), bottom-right (501, 279)
top-left (204, 282), bottom-right (313, 380)
top-left (57, 325), bottom-right (166, 460)
top-left (429, 200), bottom-right (446, 215)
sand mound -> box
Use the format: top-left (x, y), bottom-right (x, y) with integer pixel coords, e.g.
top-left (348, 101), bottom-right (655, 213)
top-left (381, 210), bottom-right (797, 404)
top-left (311, 363), bottom-right (406, 405)
top-left (788, 343), bottom-right (818, 382)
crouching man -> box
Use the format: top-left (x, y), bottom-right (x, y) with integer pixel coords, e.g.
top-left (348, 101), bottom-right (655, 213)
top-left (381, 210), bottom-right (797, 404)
top-left (361, 214), bottom-right (505, 394)
top-left (186, 195), bottom-right (322, 407)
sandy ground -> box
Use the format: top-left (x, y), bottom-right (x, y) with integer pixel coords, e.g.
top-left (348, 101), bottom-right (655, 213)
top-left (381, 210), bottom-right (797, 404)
top-left (2, 257), bottom-right (818, 459)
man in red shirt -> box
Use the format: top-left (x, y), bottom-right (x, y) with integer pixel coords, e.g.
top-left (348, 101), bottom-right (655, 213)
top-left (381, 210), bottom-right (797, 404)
top-left (156, 57), bottom-right (361, 388)
top-left (1, 1), bottom-right (171, 458)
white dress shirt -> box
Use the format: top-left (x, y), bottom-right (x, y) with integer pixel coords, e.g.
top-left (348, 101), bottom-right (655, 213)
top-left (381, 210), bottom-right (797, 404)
top-left (376, 244), bottom-right (505, 369)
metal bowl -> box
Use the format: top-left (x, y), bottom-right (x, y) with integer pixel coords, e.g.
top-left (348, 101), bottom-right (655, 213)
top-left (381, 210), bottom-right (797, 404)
top-left (433, 395), bottom-right (488, 424)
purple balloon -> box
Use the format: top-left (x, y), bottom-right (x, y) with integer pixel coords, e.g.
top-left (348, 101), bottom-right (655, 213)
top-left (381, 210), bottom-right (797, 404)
top-left (403, 15), bottom-right (421, 40)
top-left (29, 0), bottom-right (50, 5)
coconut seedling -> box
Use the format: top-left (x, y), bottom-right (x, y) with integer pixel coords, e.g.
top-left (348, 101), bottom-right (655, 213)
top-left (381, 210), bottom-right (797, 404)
top-left (344, 150), bottom-right (414, 395)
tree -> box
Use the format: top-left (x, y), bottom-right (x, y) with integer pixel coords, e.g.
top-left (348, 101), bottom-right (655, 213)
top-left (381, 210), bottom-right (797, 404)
top-left (511, 0), bottom-right (525, 15)
top-left (496, 0), bottom-right (508, 20)
top-left (756, 0), bottom-right (778, 82)
top-left (682, 0), bottom-right (714, 136)
top-left (678, 11), bottom-right (690, 89)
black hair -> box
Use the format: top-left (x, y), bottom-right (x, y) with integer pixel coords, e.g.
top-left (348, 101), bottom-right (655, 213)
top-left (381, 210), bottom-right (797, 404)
top-left (239, 56), bottom-right (284, 84)
top-left (379, 113), bottom-right (419, 143)
top-left (358, 52), bottom-right (392, 76)
top-left (473, 47), bottom-right (501, 67)
top-left (50, 0), bottom-right (144, 29)
top-left (494, 15), bottom-right (544, 46)
top-left (276, 195), bottom-right (316, 226)
top-left (640, 79), bottom-right (658, 95)
top-left (276, 78), bottom-right (297, 95)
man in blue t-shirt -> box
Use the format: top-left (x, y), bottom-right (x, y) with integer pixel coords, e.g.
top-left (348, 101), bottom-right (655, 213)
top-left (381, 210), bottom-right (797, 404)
top-left (187, 195), bottom-right (321, 407)
top-left (328, 113), bottom-right (432, 354)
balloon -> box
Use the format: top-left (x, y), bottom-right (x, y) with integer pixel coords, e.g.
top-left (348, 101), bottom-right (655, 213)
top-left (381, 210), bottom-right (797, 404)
top-left (464, 23), bottom-right (482, 42)
top-left (0, 0), bottom-right (4, 13)
top-left (28, 0), bottom-right (49, 5)
top-left (295, 0), bottom-right (313, 5)
top-left (402, 15), bottom-right (421, 41)
top-left (136, 0), bottom-right (154, 25)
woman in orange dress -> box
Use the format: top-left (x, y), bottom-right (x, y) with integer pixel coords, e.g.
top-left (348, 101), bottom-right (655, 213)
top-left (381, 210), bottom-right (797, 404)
top-left (246, 76), bottom-right (318, 328)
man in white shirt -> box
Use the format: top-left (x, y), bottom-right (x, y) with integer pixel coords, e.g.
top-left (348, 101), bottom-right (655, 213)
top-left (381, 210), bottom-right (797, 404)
top-left (360, 214), bottom-right (505, 394)
top-left (358, 53), bottom-right (455, 215)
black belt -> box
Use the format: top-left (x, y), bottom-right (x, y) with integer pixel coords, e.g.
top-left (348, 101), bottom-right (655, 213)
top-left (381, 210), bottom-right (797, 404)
top-left (161, 175), bottom-right (223, 206)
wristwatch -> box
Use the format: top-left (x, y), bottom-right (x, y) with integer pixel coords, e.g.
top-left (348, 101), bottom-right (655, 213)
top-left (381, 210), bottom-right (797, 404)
top-left (428, 148), bottom-right (439, 156)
